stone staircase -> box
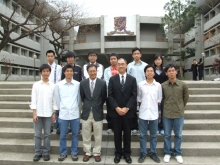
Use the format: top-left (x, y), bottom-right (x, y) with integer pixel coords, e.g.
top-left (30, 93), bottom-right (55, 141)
top-left (0, 81), bottom-right (220, 165)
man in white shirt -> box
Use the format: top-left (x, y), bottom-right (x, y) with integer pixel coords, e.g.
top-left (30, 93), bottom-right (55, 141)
top-left (55, 64), bottom-right (80, 162)
top-left (46, 50), bottom-right (62, 134)
top-left (137, 65), bottom-right (162, 163)
top-left (127, 47), bottom-right (148, 135)
top-left (30, 64), bottom-right (58, 162)
top-left (82, 50), bottom-right (104, 80)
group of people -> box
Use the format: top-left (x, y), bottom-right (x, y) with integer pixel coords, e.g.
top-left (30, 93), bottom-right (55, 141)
top-left (191, 58), bottom-right (204, 80)
top-left (30, 47), bottom-right (189, 164)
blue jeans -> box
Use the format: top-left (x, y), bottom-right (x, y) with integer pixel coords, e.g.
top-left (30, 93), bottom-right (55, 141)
top-left (56, 110), bottom-right (59, 131)
top-left (139, 118), bottom-right (158, 156)
top-left (163, 116), bottom-right (184, 156)
top-left (59, 118), bottom-right (80, 155)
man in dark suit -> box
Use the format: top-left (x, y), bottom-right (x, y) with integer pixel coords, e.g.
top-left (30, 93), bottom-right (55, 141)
top-left (80, 64), bottom-right (107, 162)
top-left (108, 58), bottom-right (137, 164)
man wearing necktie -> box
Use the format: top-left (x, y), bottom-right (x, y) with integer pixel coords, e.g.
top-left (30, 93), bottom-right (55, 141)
top-left (80, 64), bottom-right (107, 162)
top-left (108, 58), bottom-right (137, 164)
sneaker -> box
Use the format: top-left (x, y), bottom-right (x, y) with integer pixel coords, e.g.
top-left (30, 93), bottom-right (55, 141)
top-left (175, 155), bottom-right (183, 164)
top-left (71, 155), bottom-right (78, 161)
top-left (150, 154), bottom-right (160, 163)
top-left (107, 129), bottom-right (113, 134)
top-left (163, 155), bottom-right (171, 163)
top-left (131, 129), bottom-right (138, 135)
top-left (138, 154), bottom-right (146, 163)
top-left (56, 130), bottom-right (60, 134)
top-left (58, 155), bottom-right (67, 161)
top-left (160, 130), bottom-right (164, 135)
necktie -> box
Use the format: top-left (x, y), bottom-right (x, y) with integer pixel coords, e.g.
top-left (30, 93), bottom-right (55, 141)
top-left (121, 75), bottom-right (124, 91)
top-left (91, 81), bottom-right (94, 97)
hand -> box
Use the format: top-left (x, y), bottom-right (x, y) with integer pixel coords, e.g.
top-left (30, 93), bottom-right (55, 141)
top-left (33, 113), bottom-right (38, 122)
top-left (115, 107), bottom-right (125, 116)
top-left (121, 107), bottom-right (128, 114)
top-left (51, 113), bottom-right (56, 122)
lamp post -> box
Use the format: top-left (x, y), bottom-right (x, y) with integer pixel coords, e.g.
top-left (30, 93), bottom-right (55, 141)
top-left (33, 54), bottom-right (37, 81)
top-left (201, 52), bottom-right (205, 80)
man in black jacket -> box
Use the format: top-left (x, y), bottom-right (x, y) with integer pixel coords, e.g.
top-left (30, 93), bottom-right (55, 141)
top-left (61, 51), bottom-right (82, 82)
top-left (108, 58), bottom-right (137, 164)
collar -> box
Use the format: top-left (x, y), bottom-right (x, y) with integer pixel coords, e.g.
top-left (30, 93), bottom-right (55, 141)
top-left (119, 73), bottom-right (127, 77)
top-left (111, 66), bottom-right (118, 70)
top-left (168, 79), bottom-right (180, 86)
top-left (89, 62), bottom-right (99, 67)
top-left (133, 60), bottom-right (143, 65)
top-left (144, 79), bottom-right (156, 85)
top-left (48, 62), bottom-right (56, 67)
top-left (63, 78), bottom-right (74, 84)
top-left (40, 80), bottom-right (50, 84)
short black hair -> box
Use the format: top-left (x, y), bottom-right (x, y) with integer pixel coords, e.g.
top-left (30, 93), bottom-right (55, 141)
top-left (153, 54), bottom-right (164, 69)
top-left (132, 47), bottom-right (141, 54)
top-left (39, 64), bottom-right (51, 73)
top-left (144, 64), bottom-right (155, 73)
top-left (164, 63), bottom-right (177, 72)
top-left (109, 53), bottom-right (119, 61)
top-left (193, 59), bottom-right (196, 61)
top-left (46, 50), bottom-right (55, 56)
top-left (87, 64), bottom-right (97, 71)
top-left (63, 64), bottom-right (74, 73)
top-left (65, 51), bottom-right (75, 59)
top-left (118, 58), bottom-right (127, 64)
top-left (88, 50), bottom-right (98, 57)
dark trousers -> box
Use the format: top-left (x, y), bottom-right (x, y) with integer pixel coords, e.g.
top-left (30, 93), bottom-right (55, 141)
top-left (131, 105), bottom-right (138, 130)
top-left (158, 103), bottom-right (164, 130)
top-left (198, 70), bottom-right (203, 80)
top-left (112, 117), bottom-right (133, 157)
top-left (106, 98), bottom-right (112, 129)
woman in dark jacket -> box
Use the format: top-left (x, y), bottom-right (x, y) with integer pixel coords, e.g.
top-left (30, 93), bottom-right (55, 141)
top-left (153, 54), bottom-right (168, 135)
top-left (197, 58), bottom-right (204, 80)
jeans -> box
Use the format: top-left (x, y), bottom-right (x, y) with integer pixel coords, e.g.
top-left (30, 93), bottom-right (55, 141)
top-left (59, 118), bottom-right (80, 155)
top-left (56, 110), bottom-right (59, 131)
top-left (163, 116), bottom-right (184, 156)
top-left (139, 118), bottom-right (158, 156)
top-left (34, 117), bottom-right (52, 155)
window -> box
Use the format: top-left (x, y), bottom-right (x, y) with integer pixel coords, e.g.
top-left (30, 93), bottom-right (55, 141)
top-left (29, 51), bottom-right (33, 58)
top-left (21, 69), bottom-right (27, 75)
top-left (12, 24), bottom-right (19, 33)
top-left (21, 29), bottom-right (27, 38)
top-left (35, 36), bottom-right (40, 43)
top-left (21, 49), bottom-right (27, 56)
top-left (3, 44), bottom-right (9, 52)
top-left (12, 46), bottom-right (18, 54)
top-left (21, 9), bottom-right (27, 18)
top-left (210, 49), bottom-right (215, 56)
top-left (12, 68), bottom-right (18, 75)
top-left (36, 53), bottom-right (40, 59)
top-left (29, 70), bottom-right (34, 75)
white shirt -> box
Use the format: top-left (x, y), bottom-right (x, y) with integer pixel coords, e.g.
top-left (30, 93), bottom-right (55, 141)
top-left (55, 79), bottom-right (80, 120)
top-left (119, 73), bottom-right (127, 83)
top-left (137, 79), bottom-right (162, 120)
top-left (30, 80), bottom-right (58, 117)
top-left (48, 62), bottom-right (62, 84)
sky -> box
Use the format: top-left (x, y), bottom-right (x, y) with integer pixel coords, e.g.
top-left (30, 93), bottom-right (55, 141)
top-left (73, 0), bottom-right (170, 17)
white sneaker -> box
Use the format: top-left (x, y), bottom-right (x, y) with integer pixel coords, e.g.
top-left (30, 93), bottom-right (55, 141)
top-left (163, 155), bottom-right (171, 163)
top-left (175, 155), bottom-right (183, 164)
top-left (107, 129), bottom-right (112, 134)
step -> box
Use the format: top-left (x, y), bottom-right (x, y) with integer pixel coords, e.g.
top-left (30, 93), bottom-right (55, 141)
top-left (1, 128), bottom-right (220, 142)
top-left (0, 95), bottom-right (31, 101)
top-left (0, 82), bottom-right (33, 88)
top-left (185, 81), bottom-right (220, 88)
top-left (0, 117), bottom-right (220, 130)
top-left (188, 95), bottom-right (220, 102)
top-left (188, 88), bottom-right (220, 95)
top-left (184, 110), bottom-right (220, 119)
top-left (0, 139), bottom-right (219, 156)
top-left (0, 89), bottom-right (31, 95)
top-left (0, 152), bottom-right (219, 165)
top-left (185, 102), bottom-right (220, 110)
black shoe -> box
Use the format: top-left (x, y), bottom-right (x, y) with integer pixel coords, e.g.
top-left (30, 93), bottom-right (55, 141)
top-left (58, 155), bottom-right (67, 161)
top-left (150, 154), bottom-right (160, 163)
top-left (43, 155), bottom-right (50, 161)
top-left (56, 130), bottom-right (60, 134)
top-left (138, 154), bottom-right (146, 163)
top-left (51, 126), bottom-right (53, 133)
top-left (114, 156), bottom-right (121, 163)
top-left (124, 156), bottom-right (132, 164)
top-left (33, 155), bottom-right (42, 161)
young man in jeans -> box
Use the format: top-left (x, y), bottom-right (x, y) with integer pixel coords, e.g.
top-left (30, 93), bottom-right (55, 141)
top-left (55, 64), bottom-right (81, 162)
top-left (31, 64), bottom-right (58, 162)
top-left (162, 64), bottom-right (189, 164)
top-left (137, 65), bottom-right (162, 163)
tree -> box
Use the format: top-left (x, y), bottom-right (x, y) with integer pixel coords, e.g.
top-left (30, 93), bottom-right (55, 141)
top-left (0, 0), bottom-right (70, 51)
top-left (0, 56), bottom-right (14, 81)
top-left (162, 0), bottom-right (201, 79)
